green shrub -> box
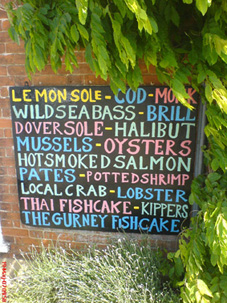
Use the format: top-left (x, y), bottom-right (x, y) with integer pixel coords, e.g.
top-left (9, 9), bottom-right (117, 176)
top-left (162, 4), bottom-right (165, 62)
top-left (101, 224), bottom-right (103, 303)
top-left (8, 238), bottom-right (180, 303)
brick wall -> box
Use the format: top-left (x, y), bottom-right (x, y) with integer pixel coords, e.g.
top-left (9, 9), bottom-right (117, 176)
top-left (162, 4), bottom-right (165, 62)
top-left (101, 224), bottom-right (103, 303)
top-left (0, 8), bottom-right (178, 257)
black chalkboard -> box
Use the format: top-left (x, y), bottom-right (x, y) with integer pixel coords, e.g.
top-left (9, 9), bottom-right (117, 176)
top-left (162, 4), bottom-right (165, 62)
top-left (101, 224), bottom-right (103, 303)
top-left (10, 86), bottom-right (199, 234)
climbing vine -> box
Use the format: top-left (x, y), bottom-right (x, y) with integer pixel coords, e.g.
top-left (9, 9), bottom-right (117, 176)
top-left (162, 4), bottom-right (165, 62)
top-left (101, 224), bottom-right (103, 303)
top-left (5, 1), bottom-right (227, 302)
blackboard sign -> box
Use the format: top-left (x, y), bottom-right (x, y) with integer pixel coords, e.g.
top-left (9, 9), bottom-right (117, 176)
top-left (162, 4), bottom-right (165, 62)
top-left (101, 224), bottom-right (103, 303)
top-left (10, 86), bottom-right (199, 234)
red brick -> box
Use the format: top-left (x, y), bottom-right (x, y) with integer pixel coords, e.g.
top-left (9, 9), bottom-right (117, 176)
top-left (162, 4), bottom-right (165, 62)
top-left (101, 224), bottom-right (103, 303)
top-left (0, 87), bottom-right (9, 97)
top-left (67, 74), bottom-right (84, 85)
top-left (1, 107), bottom-right (9, 116)
top-left (96, 244), bottom-right (108, 250)
top-left (32, 75), bottom-right (68, 86)
top-left (0, 76), bottom-right (15, 86)
top-left (11, 212), bottom-right (27, 222)
top-left (0, 202), bottom-right (12, 211)
top-left (0, 0), bottom-right (11, 7)
top-left (7, 244), bottom-right (22, 257)
top-left (13, 220), bottom-right (21, 228)
top-left (139, 61), bottom-right (156, 74)
top-left (0, 184), bottom-right (9, 193)
top-left (0, 54), bottom-right (14, 64)
top-left (57, 234), bottom-right (74, 242)
top-left (2, 20), bottom-right (10, 30)
top-left (7, 166), bottom-right (16, 176)
top-left (0, 31), bottom-right (12, 43)
top-left (0, 119), bottom-right (12, 127)
top-left (29, 230), bottom-right (44, 239)
top-left (8, 65), bottom-right (27, 75)
top-left (6, 41), bottom-right (25, 53)
top-left (43, 231), bottom-right (60, 241)
top-left (11, 203), bottom-right (20, 212)
top-left (0, 167), bottom-right (7, 175)
top-left (0, 43), bottom-right (5, 53)
top-left (2, 227), bottom-right (29, 237)
top-left (0, 147), bottom-right (5, 156)
top-left (0, 11), bottom-right (7, 19)
top-left (70, 242), bottom-right (89, 251)
top-left (0, 137), bottom-right (13, 146)
top-left (42, 239), bottom-right (56, 247)
top-left (10, 184), bottom-right (18, 193)
top-left (14, 54), bottom-right (26, 64)
top-left (40, 64), bottom-right (68, 75)
top-left (0, 175), bottom-right (15, 184)
top-left (84, 75), bottom-right (109, 85)
top-left (1, 107), bottom-right (11, 117)
top-left (143, 74), bottom-right (160, 85)
top-left (77, 63), bottom-right (94, 74)
top-left (75, 50), bottom-right (85, 62)
top-left (0, 157), bottom-right (15, 168)
top-left (1, 219), bottom-right (14, 227)
top-left (0, 99), bottom-right (10, 108)
top-left (55, 241), bottom-right (73, 249)
top-left (15, 237), bottom-right (41, 246)
top-left (0, 129), bottom-right (3, 137)
top-left (4, 128), bottom-right (12, 137)
top-left (1, 193), bottom-right (18, 203)
top-left (0, 66), bottom-right (7, 75)
top-left (14, 76), bottom-right (31, 86)
top-left (5, 147), bottom-right (14, 157)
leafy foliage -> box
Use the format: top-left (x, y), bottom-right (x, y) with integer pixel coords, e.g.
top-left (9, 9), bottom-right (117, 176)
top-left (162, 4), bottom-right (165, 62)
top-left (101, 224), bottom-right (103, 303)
top-left (166, 102), bottom-right (227, 302)
top-left (6, 0), bottom-right (227, 103)
top-left (169, 170), bottom-right (227, 303)
top-left (4, 1), bottom-right (227, 302)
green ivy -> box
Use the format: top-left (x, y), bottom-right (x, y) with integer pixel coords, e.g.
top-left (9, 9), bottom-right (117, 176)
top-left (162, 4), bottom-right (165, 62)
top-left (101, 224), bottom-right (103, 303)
top-left (5, 1), bottom-right (227, 302)
top-left (166, 101), bottom-right (227, 302)
top-left (6, 1), bottom-right (227, 101)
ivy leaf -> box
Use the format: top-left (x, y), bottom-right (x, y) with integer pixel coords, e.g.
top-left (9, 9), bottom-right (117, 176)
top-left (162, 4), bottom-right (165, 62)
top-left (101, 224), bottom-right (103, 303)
top-left (212, 89), bottom-right (227, 113)
top-left (197, 279), bottom-right (213, 297)
top-left (33, 44), bottom-right (46, 71)
top-left (70, 24), bottom-right (79, 43)
top-left (196, 0), bottom-right (211, 16)
top-left (205, 84), bottom-right (213, 103)
top-left (85, 43), bottom-right (95, 71)
top-left (165, 4), bottom-right (180, 27)
top-left (159, 49), bottom-right (178, 68)
top-left (211, 158), bottom-right (219, 171)
top-left (77, 24), bottom-right (89, 41)
top-left (149, 17), bottom-right (158, 33)
top-left (75, 0), bottom-right (88, 25)
top-left (111, 18), bottom-right (136, 69)
top-left (127, 65), bottom-right (142, 90)
top-left (188, 47), bottom-right (199, 65)
top-left (220, 275), bottom-right (227, 294)
top-left (171, 78), bottom-right (193, 109)
top-left (112, 0), bottom-right (128, 18)
top-left (197, 64), bottom-right (207, 83)
top-left (170, 6), bottom-right (180, 26)
top-left (121, 36), bottom-right (136, 67)
top-left (144, 49), bottom-right (157, 68)
top-left (124, 0), bottom-right (153, 34)
top-left (8, 26), bottom-right (20, 44)
top-left (110, 76), bottom-right (126, 95)
top-left (207, 172), bottom-right (221, 183)
top-left (189, 192), bottom-right (200, 206)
